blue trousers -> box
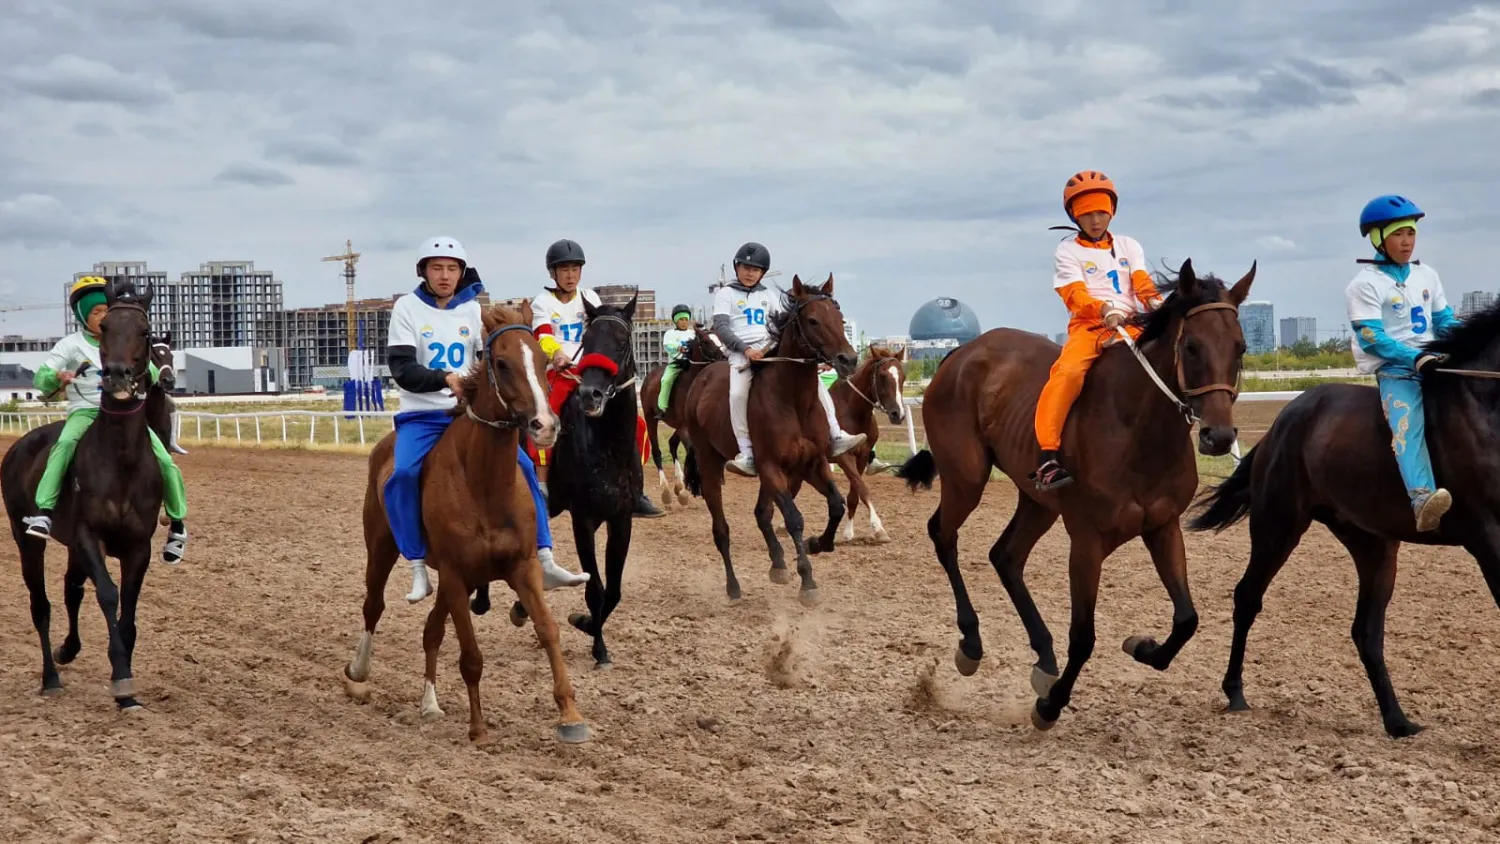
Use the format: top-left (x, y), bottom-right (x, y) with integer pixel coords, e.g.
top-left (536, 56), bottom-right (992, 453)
top-left (383, 410), bottom-right (552, 562)
top-left (1377, 366), bottom-right (1436, 500)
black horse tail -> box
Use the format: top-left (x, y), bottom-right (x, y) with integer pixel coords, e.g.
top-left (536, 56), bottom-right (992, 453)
top-left (895, 449), bottom-right (937, 491)
top-left (683, 446), bottom-right (703, 497)
top-left (1188, 446), bottom-right (1257, 532)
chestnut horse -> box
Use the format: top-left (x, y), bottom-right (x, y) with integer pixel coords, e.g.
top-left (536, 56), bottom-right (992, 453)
top-left (640, 324), bottom-right (726, 510)
top-left (1190, 298), bottom-right (1500, 738)
top-left (2, 278), bottom-right (164, 710)
top-left (681, 274), bottom-right (859, 604)
top-left (898, 260), bottom-right (1255, 730)
top-left (829, 345), bottom-right (908, 543)
top-left (342, 303), bottom-right (589, 744)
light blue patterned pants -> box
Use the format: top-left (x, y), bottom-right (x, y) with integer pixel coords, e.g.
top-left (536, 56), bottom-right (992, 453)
top-left (1377, 366), bottom-right (1435, 500)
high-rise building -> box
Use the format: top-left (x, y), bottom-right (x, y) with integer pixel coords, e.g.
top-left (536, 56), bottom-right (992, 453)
top-left (69, 261), bottom-right (284, 349)
top-left (256, 297), bottom-right (396, 389)
top-left (595, 284), bottom-right (656, 321)
top-left (1239, 301), bottom-right (1275, 355)
top-left (1460, 290), bottom-right (1497, 317)
top-left (1279, 316), bottom-right (1316, 347)
top-left (843, 319), bottom-right (858, 350)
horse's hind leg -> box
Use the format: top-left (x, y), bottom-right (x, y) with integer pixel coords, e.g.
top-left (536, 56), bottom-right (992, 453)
top-left (989, 493), bottom-right (1061, 689)
top-left (928, 462), bottom-right (989, 676)
top-left (838, 454), bottom-right (860, 542)
top-left (54, 547), bottom-right (88, 666)
top-left (804, 461), bottom-right (845, 556)
top-left (345, 517), bottom-right (399, 700)
top-left (1331, 526), bottom-right (1419, 738)
top-left (510, 556), bottom-right (590, 743)
top-left (753, 486), bottom-right (789, 584)
top-left (18, 537), bottom-right (62, 696)
top-left (1222, 507), bottom-right (1310, 714)
top-left (670, 434), bottom-right (690, 505)
top-left (1124, 519), bottom-right (1200, 672)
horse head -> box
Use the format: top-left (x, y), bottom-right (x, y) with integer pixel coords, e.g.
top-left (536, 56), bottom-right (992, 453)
top-left (774, 274), bottom-right (858, 378)
top-left (150, 331), bottom-right (176, 392)
top-left (100, 276), bottom-right (155, 402)
top-left (1133, 258), bottom-right (1255, 456)
top-left (576, 292), bottom-right (637, 418)
top-left (463, 302), bottom-right (559, 447)
top-left (693, 324), bottom-right (727, 361)
top-left (864, 345), bottom-right (908, 425)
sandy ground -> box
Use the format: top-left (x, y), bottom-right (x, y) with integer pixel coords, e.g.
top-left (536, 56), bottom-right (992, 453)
top-left (2, 435), bottom-right (1499, 843)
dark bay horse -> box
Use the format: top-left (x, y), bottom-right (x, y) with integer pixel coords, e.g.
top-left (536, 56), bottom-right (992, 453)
top-left (1190, 299), bottom-right (1500, 738)
top-left (147, 332), bottom-right (178, 455)
top-left (1, 278), bottom-right (164, 710)
top-left (681, 274), bottom-right (859, 604)
top-left (500, 296), bottom-right (646, 668)
top-left (829, 345), bottom-right (908, 543)
top-left (898, 260), bottom-right (1255, 730)
top-left (342, 303), bottom-right (589, 744)
top-left (641, 324), bottom-right (726, 510)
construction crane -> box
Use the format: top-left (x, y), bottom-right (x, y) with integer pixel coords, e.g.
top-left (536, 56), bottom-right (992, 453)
top-left (321, 239), bottom-right (360, 352)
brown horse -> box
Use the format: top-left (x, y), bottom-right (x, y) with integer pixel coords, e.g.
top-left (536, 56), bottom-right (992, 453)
top-left (640, 324), bottom-right (726, 509)
top-left (829, 345), bottom-right (908, 543)
top-left (342, 303), bottom-right (589, 744)
top-left (680, 274), bottom-right (859, 604)
top-left (898, 260), bottom-right (1255, 730)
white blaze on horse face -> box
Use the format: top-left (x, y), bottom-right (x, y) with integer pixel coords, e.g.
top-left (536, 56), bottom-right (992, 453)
top-left (522, 343), bottom-right (559, 447)
top-left (884, 362), bottom-right (905, 422)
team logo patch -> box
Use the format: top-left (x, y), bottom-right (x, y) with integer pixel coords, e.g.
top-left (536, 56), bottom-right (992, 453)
top-left (550, 312), bottom-right (562, 324)
top-left (1389, 297), bottom-right (1405, 313)
top-left (1081, 261), bottom-right (1099, 275)
top-left (458, 325), bottom-right (471, 338)
top-left (1422, 289), bottom-right (1431, 301)
top-left (1360, 326), bottom-right (1377, 343)
top-left (1119, 258), bottom-right (1131, 268)
top-left (735, 299), bottom-right (747, 309)
top-left (419, 324), bottom-right (435, 339)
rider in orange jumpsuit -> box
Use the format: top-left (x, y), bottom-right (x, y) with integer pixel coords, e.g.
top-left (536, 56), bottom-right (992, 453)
top-left (1030, 171), bottom-right (1163, 491)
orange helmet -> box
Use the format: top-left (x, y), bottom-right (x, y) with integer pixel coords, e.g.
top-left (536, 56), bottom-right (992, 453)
top-left (1062, 170), bottom-right (1117, 220)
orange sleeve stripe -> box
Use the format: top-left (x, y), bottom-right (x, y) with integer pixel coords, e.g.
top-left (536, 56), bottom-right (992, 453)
top-left (1058, 281), bottom-right (1105, 323)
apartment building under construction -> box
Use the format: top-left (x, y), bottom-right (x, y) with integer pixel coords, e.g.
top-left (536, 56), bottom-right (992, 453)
top-left (66, 261), bottom-right (283, 349)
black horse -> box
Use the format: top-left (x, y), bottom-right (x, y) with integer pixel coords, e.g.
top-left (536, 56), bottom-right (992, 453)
top-left (1, 278), bottom-right (164, 709)
top-left (1190, 299), bottom-right (1500, 738)
top-left (475, 296), bottom-right (644, 668)
top-left (146, 331), bottom-right (179, 455)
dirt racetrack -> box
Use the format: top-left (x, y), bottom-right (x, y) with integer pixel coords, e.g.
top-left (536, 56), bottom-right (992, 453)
top-left (3, 437), bottom-right (1500, 843)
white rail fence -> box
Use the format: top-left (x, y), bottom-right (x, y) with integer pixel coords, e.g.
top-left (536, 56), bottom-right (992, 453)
top-left (0, 391), bottom-right (1298, 455)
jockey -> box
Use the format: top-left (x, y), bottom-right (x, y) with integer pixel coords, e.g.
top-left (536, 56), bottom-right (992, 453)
top-left (656, 304), bottom-right (696, 413)
top-left (712, 241), bottom-right (866, 477)
top-left (21, 276), bottom-right (189, 563)
top-left (386, 236), bottom-right (589, 604)
top-left (529, 238), bottom-right (665, 518)
top-left (1347, 195), bottom-right (1458, 532)
top-left (1031, 170), bottom-right (1162, 490)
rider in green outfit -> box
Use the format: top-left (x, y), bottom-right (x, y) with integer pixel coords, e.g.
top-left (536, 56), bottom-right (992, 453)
top-left (656, 304), bottom-right (696, 413)
top-left (21, 276), bottom-right (189, 564)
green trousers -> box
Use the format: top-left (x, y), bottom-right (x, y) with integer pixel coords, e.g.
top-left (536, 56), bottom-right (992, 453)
top-left (658, 362), bottom-right (685, 412)
top-left (35, 409), bottom-right (187, 521)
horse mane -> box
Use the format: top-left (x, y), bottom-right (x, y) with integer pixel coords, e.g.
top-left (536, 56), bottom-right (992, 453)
top-left (1424, 299), bottom-right (1500, 367)
top-left (765, 287), bottom-right (798, 343)
top-left (1130, 268), bottom-right (1231, 345)
top-left (458, 305), bottom-right (530, 398)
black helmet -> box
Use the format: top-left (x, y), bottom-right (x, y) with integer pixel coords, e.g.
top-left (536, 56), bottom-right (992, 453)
top-left (670, 304), bottom-right (692, 319)
top-left (733, 241), bottom-right (770, 271)
top-left (545, 238), bottom-right (586, 269)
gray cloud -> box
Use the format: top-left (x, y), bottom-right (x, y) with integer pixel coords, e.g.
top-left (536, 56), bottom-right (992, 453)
top-left (214, 163), bottom-right (295, 188)
top-left (0, 0), bottom-right (1495, 344)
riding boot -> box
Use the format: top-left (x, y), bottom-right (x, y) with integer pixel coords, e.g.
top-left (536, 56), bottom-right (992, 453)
top-left (727, 451), bottom-right (757, 477)
top-left (405, 559), bottom-right (433, 604)
top-left (162, 520), bottom-right (188, 565)
top-left (22, 510), bottom-right (53, 540)
top-left (829, 430), bottom-right (867, 457)
top-left (1411, 488), bottom-right (1452, 533)
top-left (865, 457), bottom-right (892, 474)
top-left (538, 547), bottom-right (589, 590)
top-left (1030, 451), bottom-right (1074, 491)
top-left (633, 490), bottom-right (665, 519)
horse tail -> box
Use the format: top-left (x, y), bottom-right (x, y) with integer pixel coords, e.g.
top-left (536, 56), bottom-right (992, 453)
top-left (895, 449), bottom-right (937, 491)
top-left (1188, 446), bottom-right (1256, 532)
top-left (683, 446), bottom-right (703, 497)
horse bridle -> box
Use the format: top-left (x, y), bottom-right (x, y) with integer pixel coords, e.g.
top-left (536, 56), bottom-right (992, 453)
top-left (843, 359), bottom-right (904, 418)
top-left (568, 313), bottom-right (638, 405)
top-left (1118, 301), bottom-right (1241, 424)
top-left (95, 301), bottom-right (153, 412)
top-left (769, 292), bottom-right (840, 367)
top-left (465, 323), bottom-right (536, 430)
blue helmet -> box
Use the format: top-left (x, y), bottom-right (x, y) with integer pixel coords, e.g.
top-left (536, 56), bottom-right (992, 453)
top-left (1359, 195), bottom-right (1424, 236)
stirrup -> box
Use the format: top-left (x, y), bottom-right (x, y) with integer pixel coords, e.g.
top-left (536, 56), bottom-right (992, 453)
top-left (1030, 460), bottom-right (1074, 491)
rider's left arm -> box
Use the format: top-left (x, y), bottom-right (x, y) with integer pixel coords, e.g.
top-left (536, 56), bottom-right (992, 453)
top-left (1129, 270), bottom-right (1162, 310)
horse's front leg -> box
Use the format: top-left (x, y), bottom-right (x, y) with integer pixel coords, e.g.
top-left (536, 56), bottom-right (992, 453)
top-left (760, 464), bottom-right (819, 606)
top-left (804, 459), bottom-right (845, 556)
top-left (753, 484), bottom-right (790, 584)
top-left (566, 515), bottom-right (610, 668)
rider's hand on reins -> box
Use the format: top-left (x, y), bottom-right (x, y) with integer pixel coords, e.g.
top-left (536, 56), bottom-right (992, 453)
top-left (445, 372), bottom-right (465, 401)
top-left (550, 350), bottom-right (572, 370)
top-left (1103, 307), bottom-right (1126, 330)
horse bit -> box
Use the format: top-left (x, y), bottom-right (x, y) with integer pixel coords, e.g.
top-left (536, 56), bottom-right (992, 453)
top-left (1116, 301), bottom-right (1240, 424)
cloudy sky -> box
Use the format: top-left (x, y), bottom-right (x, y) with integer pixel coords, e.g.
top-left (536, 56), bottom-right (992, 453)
top-left (2, 1), bottom-right (1496, 343)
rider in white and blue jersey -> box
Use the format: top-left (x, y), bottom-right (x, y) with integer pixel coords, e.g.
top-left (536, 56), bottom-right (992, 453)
top-left (385, 235), bottom-right (589, 603)
top-left (1346, 195), bottom-right (1460, 532)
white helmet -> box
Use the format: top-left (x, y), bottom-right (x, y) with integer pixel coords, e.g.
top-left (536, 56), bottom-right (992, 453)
top-left (416, 235), bottom-right (467, 277)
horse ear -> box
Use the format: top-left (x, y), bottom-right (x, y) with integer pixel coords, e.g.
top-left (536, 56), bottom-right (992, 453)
top-left (1177, 258), bottom-right (1200, 299)
top-left (791, 274), bottom-right (805, 296)
top-left (624, 291), bottom-right (638, 321)
top-left (140, 277), bottom-right (154, 310)
top-left (821, 273), bottom-right (834, 296)
top-left (519, 299), bottom-right (534, 327)
top-left (583, 295), bottom-right (598, 320)
top-left (1229, 260), bottom-right (1257, 306)
top-left (104, 277), bottom-right (117, 305)
top-left (894, 345), bottom-right (905, 361)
